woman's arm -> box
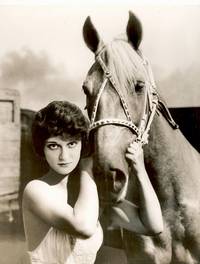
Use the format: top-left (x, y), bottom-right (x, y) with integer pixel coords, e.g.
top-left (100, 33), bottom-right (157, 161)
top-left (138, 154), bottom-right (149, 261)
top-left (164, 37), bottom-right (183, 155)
top-left (23, 157), bottom-right (99, 238)
top-left (73, 157), bottom-right (99, 235)
top-left (105, 142), bottom-right (163, 235)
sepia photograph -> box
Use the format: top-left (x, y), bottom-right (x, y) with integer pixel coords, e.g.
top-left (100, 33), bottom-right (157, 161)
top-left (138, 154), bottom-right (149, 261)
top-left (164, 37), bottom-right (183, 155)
top-left (0, 0), bottom-right (200, 263)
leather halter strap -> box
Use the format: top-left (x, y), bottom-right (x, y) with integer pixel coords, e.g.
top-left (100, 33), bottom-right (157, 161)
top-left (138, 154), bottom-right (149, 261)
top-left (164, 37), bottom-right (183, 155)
top-left (89, 49), bottom-right (159, 145)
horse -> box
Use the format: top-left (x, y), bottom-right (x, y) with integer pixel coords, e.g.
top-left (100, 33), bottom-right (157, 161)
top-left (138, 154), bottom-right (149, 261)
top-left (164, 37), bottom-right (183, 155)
top-left (82, 11), bottom-right (200, 264)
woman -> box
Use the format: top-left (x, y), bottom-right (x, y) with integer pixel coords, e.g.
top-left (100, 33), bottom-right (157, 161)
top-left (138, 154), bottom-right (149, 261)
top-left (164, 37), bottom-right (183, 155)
top-left (22, 100), bottom-right (163, 264)
top-left (22, 101), bottom-right (102, 264)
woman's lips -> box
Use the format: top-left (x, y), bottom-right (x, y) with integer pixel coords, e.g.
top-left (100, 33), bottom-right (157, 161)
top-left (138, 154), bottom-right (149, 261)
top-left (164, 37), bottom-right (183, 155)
top-left (58, 162), bottom-right (71, 167)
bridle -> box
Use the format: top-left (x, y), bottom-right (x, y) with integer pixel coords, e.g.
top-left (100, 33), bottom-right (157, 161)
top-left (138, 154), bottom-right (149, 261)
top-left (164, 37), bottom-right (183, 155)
top-left (88, 48), bottom-right (159, 146)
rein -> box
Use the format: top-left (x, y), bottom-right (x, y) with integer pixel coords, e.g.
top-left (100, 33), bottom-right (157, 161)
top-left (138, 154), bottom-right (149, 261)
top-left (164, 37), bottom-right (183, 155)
top-left (88, 49), bottom-right (176, 145)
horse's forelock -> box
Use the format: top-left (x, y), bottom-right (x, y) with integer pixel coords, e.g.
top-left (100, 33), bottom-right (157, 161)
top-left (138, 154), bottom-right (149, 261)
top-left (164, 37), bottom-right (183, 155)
top-left (103, 38), bottom-right (147, 92)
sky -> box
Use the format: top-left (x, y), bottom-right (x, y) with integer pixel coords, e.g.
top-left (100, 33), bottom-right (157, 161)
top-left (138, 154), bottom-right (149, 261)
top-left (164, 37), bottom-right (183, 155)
top-left (0, 0), bottom-right (200, 111)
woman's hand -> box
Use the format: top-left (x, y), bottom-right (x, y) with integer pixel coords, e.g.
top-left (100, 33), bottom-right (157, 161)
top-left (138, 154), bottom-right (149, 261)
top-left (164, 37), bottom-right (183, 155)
top-left (125, 142), bottom-right (145, 172)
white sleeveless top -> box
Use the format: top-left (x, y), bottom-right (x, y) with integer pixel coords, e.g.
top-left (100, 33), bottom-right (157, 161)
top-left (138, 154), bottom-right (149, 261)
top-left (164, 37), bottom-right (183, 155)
top-left (28, 223), bottom-right (103, 264)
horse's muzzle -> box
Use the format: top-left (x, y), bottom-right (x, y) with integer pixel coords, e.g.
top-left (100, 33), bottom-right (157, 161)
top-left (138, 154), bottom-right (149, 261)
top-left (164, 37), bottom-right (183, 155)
top-left (97, 168), bottom-right (128, 203)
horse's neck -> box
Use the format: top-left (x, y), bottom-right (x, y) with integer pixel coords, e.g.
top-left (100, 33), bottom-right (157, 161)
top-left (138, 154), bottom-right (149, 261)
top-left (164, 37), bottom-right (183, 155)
top-left (146, 112), bottom-right (192, 164)
top-left (144, 112), bottom-right (199, 201)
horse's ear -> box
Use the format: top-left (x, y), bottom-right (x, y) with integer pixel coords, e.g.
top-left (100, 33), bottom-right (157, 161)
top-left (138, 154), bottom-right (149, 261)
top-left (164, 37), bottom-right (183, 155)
top-left (83, 16), bottom-right (104, 53)
top-left (126, 11), bottom-right (143, 50)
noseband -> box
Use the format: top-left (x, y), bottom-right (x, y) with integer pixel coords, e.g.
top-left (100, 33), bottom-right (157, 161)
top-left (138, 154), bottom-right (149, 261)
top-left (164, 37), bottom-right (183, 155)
top-left (89, 49), bottom-right (159, 145)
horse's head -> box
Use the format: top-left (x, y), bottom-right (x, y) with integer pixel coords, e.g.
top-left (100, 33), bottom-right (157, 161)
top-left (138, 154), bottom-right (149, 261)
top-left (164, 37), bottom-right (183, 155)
top-left (82, 12), bottom-right (157, 203)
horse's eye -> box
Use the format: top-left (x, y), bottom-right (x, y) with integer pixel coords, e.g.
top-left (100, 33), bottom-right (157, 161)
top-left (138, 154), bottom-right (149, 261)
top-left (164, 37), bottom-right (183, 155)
top-left (135, 81), bottom-right (145, 93)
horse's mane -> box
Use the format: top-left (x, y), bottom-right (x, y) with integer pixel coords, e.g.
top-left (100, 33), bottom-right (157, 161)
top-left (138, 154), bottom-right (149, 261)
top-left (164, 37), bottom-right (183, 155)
top-left (104, 36), bottom-right (147, 92)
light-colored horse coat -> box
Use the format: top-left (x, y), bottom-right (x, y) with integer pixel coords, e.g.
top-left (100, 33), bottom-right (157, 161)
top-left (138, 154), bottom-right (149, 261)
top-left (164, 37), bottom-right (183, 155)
top-left (82, 12), bottom-right (200, 263)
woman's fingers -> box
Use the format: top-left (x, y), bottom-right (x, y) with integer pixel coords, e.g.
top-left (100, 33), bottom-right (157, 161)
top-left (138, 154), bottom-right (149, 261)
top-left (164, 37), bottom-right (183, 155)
top-left (127, 142), bottom-right (143, 155)
top-left (126, 141), bottom-right (144, 167)
top-left (130, 142), bottom-right (142, 150)
top-left (125, 153), bottom-right (135, 161)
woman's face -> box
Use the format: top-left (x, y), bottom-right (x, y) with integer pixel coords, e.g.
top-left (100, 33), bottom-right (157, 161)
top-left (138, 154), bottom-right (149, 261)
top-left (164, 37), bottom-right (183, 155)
top-left (44, 134), bottom-right (82, 176)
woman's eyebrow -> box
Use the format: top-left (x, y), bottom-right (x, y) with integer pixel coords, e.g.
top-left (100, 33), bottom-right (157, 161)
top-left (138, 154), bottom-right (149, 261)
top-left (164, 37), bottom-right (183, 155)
top-left (45, 140), bottom-right (58, 144)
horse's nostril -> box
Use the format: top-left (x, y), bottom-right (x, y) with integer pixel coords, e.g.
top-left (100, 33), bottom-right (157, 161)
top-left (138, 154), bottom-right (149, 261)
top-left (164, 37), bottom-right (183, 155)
top-left (110, 168), bottom-right (126, 193)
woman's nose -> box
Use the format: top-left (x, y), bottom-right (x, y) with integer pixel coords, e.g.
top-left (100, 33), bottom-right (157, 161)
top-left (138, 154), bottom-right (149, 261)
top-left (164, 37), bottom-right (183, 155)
top-left (59, 147), bottom-right (69, 160)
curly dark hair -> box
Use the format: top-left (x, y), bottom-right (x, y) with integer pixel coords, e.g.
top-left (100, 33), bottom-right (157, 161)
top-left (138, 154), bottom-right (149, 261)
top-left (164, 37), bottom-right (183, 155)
top-left (32, 101), bottom-right (90, 157)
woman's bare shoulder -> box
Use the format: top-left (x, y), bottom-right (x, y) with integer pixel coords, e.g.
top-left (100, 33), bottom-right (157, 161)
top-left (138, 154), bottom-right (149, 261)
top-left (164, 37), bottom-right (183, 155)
top-left (23, 179), bottom-right (51, 208)
top-left (24, 179), bottom-right (50, 194)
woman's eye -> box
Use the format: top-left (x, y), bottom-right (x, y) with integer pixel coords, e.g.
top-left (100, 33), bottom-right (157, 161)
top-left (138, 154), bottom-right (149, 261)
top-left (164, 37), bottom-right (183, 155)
top-left (68, 141), bottom-right (78, 148)
top-left (47, 144), bottom-right (58, 150)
